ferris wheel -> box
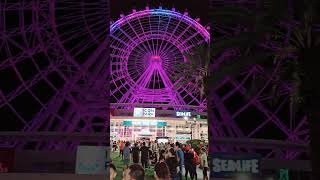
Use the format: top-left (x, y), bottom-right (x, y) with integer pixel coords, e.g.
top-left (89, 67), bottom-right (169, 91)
top-left (110, 7), bottom-right (210, 111)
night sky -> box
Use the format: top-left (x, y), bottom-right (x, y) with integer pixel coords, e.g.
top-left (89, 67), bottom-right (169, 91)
top-left (110, 0), bottom-right (210, 25)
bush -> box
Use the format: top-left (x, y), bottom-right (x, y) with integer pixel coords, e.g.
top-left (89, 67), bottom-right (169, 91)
top-left (186, 139), bottom-right (205, 154)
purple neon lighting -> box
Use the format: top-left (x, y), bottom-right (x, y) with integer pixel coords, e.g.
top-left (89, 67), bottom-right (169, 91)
top-left (110, 8), bottom-right (209, 109)
top-left (0, 0), bottom-right (109, 150)
top-left (110, 9), bottom-right (210, 42)
top-left (0, 0), bottom-right (309, 160)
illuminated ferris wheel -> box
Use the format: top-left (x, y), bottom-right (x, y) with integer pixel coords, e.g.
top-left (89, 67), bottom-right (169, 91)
top-left (110, 7), bottom-right (210, 110)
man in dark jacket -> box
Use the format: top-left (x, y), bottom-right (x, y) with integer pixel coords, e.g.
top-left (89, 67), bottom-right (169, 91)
top-left (184, 146), bottom-right (194, 180)
top-left (131, 143), bottom-right (140, 164)
top-left (140, 142), bottom-right (149, 168)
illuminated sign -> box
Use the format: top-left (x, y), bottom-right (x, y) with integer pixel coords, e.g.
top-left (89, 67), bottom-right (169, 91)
top-left (123, 121), bottom-right (166, 127)
top-left (134, 108), bottom-right (156, 117)
top-left (210, 153), bottom-right (261, 178)
top-left (176, 111), bottom-right (191, 117)
top-left (176, 135), bottom-right (191, 140)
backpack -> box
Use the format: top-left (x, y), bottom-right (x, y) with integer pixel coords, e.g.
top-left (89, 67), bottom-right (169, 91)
top-left (192, 152), bottom-right (200, 165)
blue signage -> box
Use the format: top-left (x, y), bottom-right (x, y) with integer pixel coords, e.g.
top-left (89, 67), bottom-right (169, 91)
top-left (123, 121), bottom-right (167, 127)
top-left (210, 153), bottom-right (261, 178)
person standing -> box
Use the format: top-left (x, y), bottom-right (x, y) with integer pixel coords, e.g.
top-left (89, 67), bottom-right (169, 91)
top-left (152, 141), bottom-right (158, 152)
top-left (184, 146), bottom-right (194, 180)
top-left (175, 142), bottom-right (184, 179)
top-left (113, 141), bottom-right (117, 152)
top-left (131, 143), bottom-right (140, 164)
top-left (119, 141), bottom-right (125, 159)
top-left (140, 142), bottom-right (149, 168)
top-left (123, 142), bottom-right (131, 168)
top-left (159, 149), bottom-right (166, 162)
top-left (165, 148), bottom-right (179, 180)
top-left (199, 148), bottom-right (209, 180)
top-left (191, 148), bottom-right (199, 180)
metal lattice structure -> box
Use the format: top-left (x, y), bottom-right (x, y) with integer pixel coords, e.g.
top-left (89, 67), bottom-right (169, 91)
top-left (109, 6), bottom-right (308, 160)
top-left (0, 0), bottom-right (309, 159)
top-left (208, 0), bottom-right (309, 160)
top-left (110, 7), bottom-right (209, 111)
top-left (0, 0), bottom-right (109, 150)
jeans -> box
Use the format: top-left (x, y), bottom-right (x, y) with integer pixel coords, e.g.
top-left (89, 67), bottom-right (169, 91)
top-left (185, 163), bottom-right (194, 180)
top-left (141, 160), bottom-right (148, 168)
top-left (178, 164), bottom-right (183, 179)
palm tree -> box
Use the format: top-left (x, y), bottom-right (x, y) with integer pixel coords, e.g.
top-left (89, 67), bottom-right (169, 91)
top-left (175, 0), bottom-right (320, 179)
top-left (282, 1), bottom-right (320, 179)
top-left (173, 44), bottom-right (211, 100)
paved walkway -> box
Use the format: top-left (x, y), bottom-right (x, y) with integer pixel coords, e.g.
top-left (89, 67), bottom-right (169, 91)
top-left (180, 166), bottom-right (210, 179)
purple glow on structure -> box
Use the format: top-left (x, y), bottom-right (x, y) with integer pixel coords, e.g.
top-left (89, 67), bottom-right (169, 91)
top-left (110, 7), bottom-right (308, 160)
top-left (110, 8), bottom-right (209, 110)
top-left (0, 1), bottom-right (109, 150)
top-left (0, 0), bottom-right (309, 160)
top-left (151, 56), bottom-right (161, 60)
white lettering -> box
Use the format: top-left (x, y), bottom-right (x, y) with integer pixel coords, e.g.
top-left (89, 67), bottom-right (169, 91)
top-left (212, 158), bottom-right (259, 173)
top-left (221, 160), bottom-right (228, 171)
top-left (212, 158), bottom-right (221, 172)
top-left (229, 160), bottom-right (241, 171)
top-left (251, 159), bottom-right (259, 173)
top-left (246, 160), bottom-right (252, 172)
top-left (176, 111), bottom-right (191, 117)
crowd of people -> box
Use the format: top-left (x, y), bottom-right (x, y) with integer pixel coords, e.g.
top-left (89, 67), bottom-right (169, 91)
top-left (110, 140), bottom-right (209, 180)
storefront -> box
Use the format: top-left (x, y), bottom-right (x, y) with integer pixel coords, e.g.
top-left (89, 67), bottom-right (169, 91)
top-left (110, 117), bottom-right (208, 143)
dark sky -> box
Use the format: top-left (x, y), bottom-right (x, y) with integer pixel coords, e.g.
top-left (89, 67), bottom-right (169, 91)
top-left (110, 0), bottom-right (210, 25)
